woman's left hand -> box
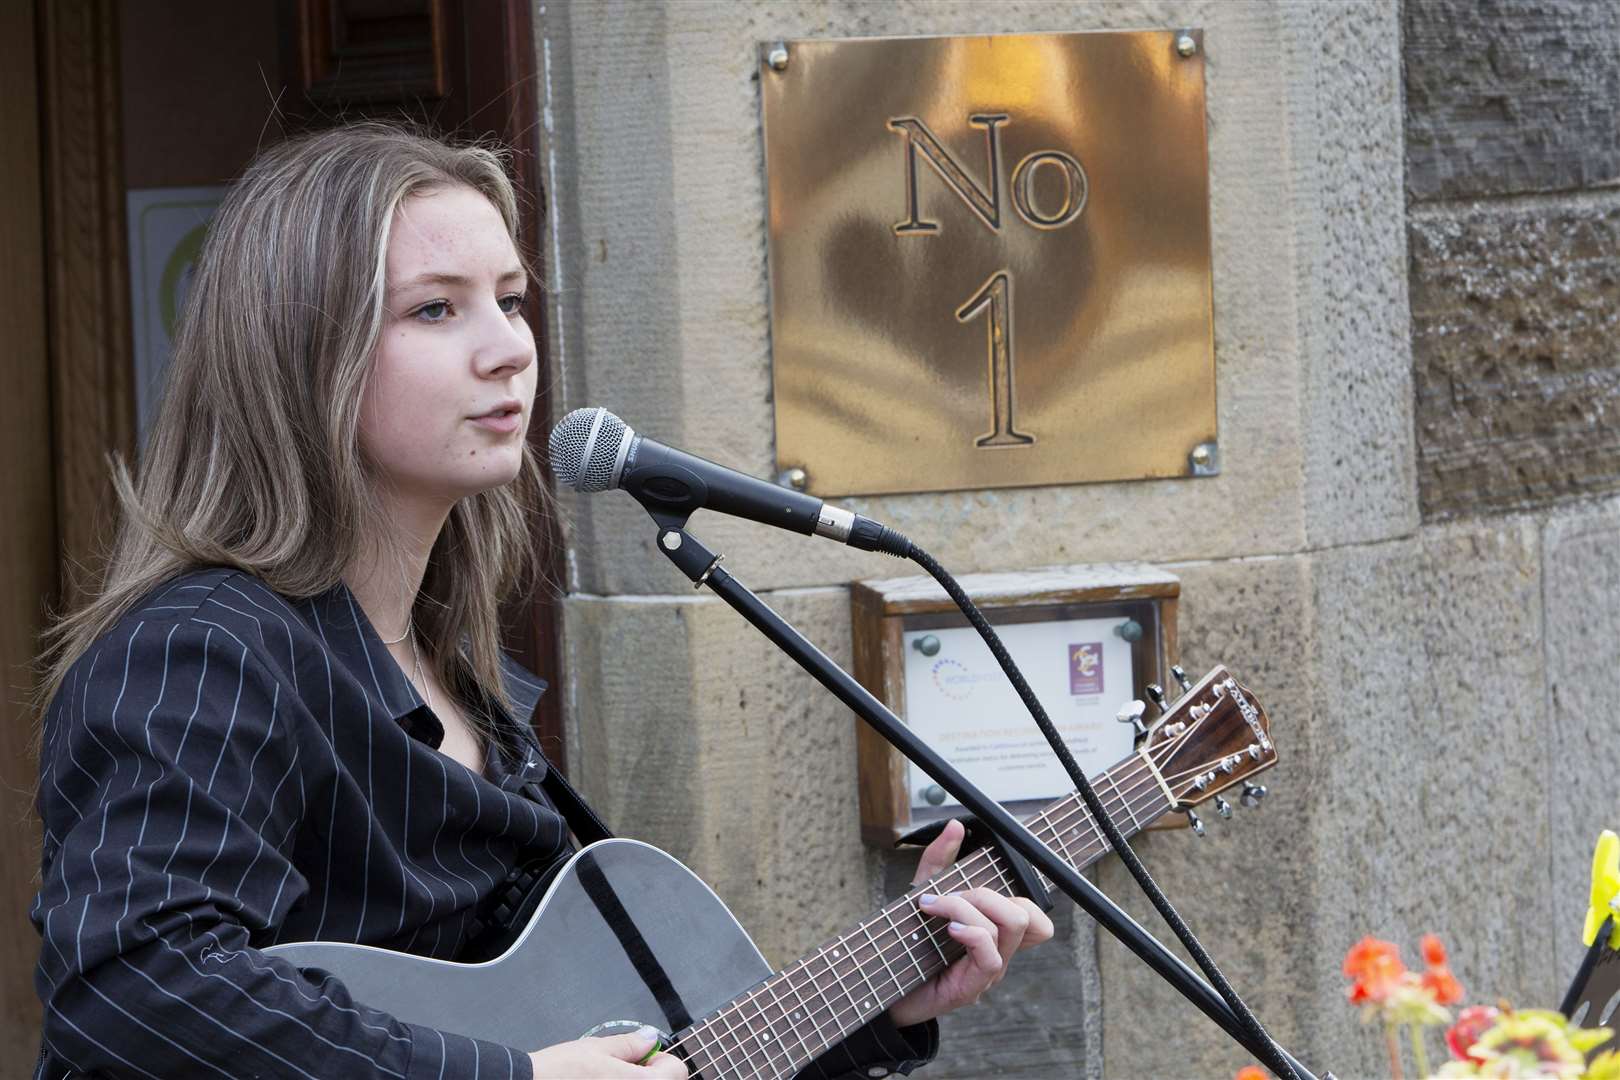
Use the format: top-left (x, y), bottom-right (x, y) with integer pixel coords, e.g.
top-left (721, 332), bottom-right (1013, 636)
top-left (887, 819), bottom-right (1056, 1029)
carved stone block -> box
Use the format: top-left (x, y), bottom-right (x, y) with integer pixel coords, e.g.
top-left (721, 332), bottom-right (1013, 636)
top-left (1405, 0), bottom-right (1620, 201)
top-left (1410, 197), bottom-right (1620, 519)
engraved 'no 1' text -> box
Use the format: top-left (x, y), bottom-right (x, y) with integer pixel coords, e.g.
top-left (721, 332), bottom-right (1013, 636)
top-left (889, 114), bottom-right (1089, 449)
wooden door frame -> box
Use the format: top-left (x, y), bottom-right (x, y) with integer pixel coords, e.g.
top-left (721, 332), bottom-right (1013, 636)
top-left (461, 0), bottom-right (569, 770)
top-left (39, 0), bottom-right (137, 610)
top-left (2, 1), bottom-right (59, 1063)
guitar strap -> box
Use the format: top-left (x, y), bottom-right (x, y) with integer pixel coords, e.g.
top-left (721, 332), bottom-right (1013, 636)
top-left (483, 762), bottom-right (695, 1031)
top-left (461, 761), bottom-right (615, 962)
top-left (576, 851), bottom-right (696, 1034)
top-left (536, 766), bottom-right (615, 846)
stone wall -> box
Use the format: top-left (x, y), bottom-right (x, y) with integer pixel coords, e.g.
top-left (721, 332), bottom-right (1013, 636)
top-left (1406, 0), bottom-right (1620, 519)
top-left (535, 2), bottom-right (1612, 1076)
top-left (1402, 0), bottom-right (1620, 1048)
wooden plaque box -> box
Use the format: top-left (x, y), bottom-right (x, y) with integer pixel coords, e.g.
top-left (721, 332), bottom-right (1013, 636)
top-left (850, 563), bottom-right (1181, 847)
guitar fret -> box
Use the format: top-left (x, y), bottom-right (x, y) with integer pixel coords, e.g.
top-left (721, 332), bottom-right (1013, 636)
top-left (733, 998), bottom-right (779, 1080)
top-left (839, 930), bottom-right (885, 1024)
top-left (882, 903), bottom-right (930, 985)
top-left (1047, 822), bottom-right (1071, 867)
top-left (704, 996), bottom-right (771, 1080)
top-left (748, 981), bottom-right (797, 1080)
top-left (777, 965), bottom-right (837, 1066)
top-left (677, 1027), bottom-right (715, 1079)
top-left (859, 918), bottom-right (908, 1004)
top-left (990, 858), bottom-right (1014, 893)
top-left (817, 946), bottom-right (861, 1036)
top-left (719, 1004), bottom-right (779, 1080)
top-left (918, 903), bottom-right (951, 966)
top-left (806, 945), bottom-right (853, 1041)
top-left (798, 949), bottom-right (855, 1064)
top-left (762, 975), bottom-right (816, 1072)
top-left (1106, 769), bottom-right (1144, 830)
top-left (685, 1019), bottom-right (731, 1080)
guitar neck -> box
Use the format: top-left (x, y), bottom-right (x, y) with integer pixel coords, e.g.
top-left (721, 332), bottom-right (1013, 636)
top-left (671, 752), bottom-right (1172, 1079)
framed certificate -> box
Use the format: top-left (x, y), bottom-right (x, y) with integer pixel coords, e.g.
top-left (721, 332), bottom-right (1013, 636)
top-left (851, 564), bottom-right (1179, 845)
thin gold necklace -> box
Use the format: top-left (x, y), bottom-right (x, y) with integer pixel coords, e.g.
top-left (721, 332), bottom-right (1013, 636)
top-left (378, 619), bottom-right (413, 646)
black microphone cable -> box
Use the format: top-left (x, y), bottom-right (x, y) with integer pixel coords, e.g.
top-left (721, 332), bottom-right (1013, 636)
top-left (854, 521), bottom-right (1298, 1080)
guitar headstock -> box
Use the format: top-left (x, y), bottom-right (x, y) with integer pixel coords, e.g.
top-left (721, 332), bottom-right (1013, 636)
top-left (1135, 666), bottom-right (1277, 827)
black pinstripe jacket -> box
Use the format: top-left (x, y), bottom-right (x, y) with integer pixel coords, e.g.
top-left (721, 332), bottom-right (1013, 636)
top-left (31, 568), bottom-right (935, 1079)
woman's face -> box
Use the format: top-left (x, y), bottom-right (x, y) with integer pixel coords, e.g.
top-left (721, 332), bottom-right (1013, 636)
top-left (360, 184), bottom-right (537, 514)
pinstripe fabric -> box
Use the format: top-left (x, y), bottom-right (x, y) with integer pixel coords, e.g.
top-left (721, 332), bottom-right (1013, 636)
top-left (32, 569), bottom-right (560, 1079)
top-left (30, 568), bottom-right (935, 1080)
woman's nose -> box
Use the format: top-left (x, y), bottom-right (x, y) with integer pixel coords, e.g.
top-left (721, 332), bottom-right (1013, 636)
top-left (474, 302), bottom-right (535, 379)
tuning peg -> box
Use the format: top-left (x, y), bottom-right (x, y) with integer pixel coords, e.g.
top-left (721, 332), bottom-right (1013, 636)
top-left (1214, 795), bottom-right (1232, 819)
top-left (1240, 782), bottom-right (1268, 808)
top-left (1115, 700), bottom-right (1148, 738)
top-left (1186, 809), bottom-right (1205, 837)
top-left (1170, 665), bottom-right (1192, 692)
top-left (1144, 683), bottom-right (1169, 714)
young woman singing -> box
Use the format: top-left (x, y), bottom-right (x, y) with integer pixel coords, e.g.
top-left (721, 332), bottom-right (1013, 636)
top-left (30, 124), bottom-right (1052, 1080)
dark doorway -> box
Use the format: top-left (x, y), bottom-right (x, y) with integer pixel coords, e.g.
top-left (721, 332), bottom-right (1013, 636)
top-left (6, 0), bottom-right (560, 1059)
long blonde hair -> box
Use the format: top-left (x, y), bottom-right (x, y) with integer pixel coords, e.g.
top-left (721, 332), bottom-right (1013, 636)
top-left (38, 123), bottom-right (547, 740)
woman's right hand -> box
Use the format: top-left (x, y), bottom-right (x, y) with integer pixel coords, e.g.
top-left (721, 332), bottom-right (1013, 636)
top-left (528, 1028), bottom-right (689, 1078)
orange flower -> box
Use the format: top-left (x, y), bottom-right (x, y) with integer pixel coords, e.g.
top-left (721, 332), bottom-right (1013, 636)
top-left (1343, 936), bottom-right (1407, 1005)
top-left (1422, 964), bottom-right (1464, 1005)
top-left (1235, 1068), bottom-right (1268, 1080)
top-left (1419, 933), bottom-right (1464, 1005)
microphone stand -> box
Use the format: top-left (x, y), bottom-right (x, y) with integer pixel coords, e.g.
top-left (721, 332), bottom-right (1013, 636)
top-left (645, 517), bottom-right (1324, 1080)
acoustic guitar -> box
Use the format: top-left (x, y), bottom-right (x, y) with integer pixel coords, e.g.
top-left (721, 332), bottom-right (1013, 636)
top-left (268, 665), bottom-right (1276, 1077)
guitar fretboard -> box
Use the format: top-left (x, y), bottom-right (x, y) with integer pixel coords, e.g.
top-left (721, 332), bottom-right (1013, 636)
top-left (671, 751), bottom-right (1174, 1080)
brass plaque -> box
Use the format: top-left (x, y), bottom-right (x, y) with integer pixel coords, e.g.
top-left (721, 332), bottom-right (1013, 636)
top-left (759, 30), bottom-right (1215, 496)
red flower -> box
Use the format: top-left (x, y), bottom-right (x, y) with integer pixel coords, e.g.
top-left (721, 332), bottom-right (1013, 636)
top-left (1343, 936), bottom-right (1407, 1005)
top-left (1420, 934), bottom-right (1447, 967)
top-left (1234, 1068), bottom-right (1268, 1080)
top-left (1445, 1005), bottom-right (1500, 1062)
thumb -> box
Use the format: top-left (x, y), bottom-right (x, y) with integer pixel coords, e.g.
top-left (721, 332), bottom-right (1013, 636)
top-left (598, 1025), bottom-right (663, 1063)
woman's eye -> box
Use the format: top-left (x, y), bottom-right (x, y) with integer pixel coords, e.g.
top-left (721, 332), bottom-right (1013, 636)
top-left (499, 293), bottom-right (527, 315)
top-left (415, 300), bottom-right (452, 322)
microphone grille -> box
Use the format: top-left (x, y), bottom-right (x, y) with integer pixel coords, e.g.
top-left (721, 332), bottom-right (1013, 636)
top-left (548, 407), bottom-right (629, 493)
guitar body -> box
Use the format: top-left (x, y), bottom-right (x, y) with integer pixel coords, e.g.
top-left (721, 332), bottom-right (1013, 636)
top-left (265, 667), bottom-right (1278, 1077)
top-left (266, 839), bottom-right (771, 1051)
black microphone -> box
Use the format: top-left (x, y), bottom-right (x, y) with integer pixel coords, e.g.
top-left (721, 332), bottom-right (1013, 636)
top-left (547, 407), bottom-right (909, 556)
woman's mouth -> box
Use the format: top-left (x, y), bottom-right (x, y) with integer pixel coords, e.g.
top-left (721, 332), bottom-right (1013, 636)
top-left (470, 404), bottom-right (523, 434)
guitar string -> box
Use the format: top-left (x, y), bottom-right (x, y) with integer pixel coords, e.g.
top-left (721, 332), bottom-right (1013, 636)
top-left (674, 748), bottom-right (1200, 1079)
top-left (687, 818), bottom-right (1123, 1079)
top-left (674, 758), bottom-right (1181, 1079)
top-left (676, 776), bottom-right (1122, 1076)
top-left (681, 801), bottom-right (1120, 1080)
top-left (758, 967), bottom-right (821, 1072)
top-left (678, 844), bottom-right (996, 1077)
top-left (679, 763), bottom-right (1184, 1080)
top-left (676, 719), bottom-right (1265, 1078)
top-left (723, 720), bottom-right (1263, 1077)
